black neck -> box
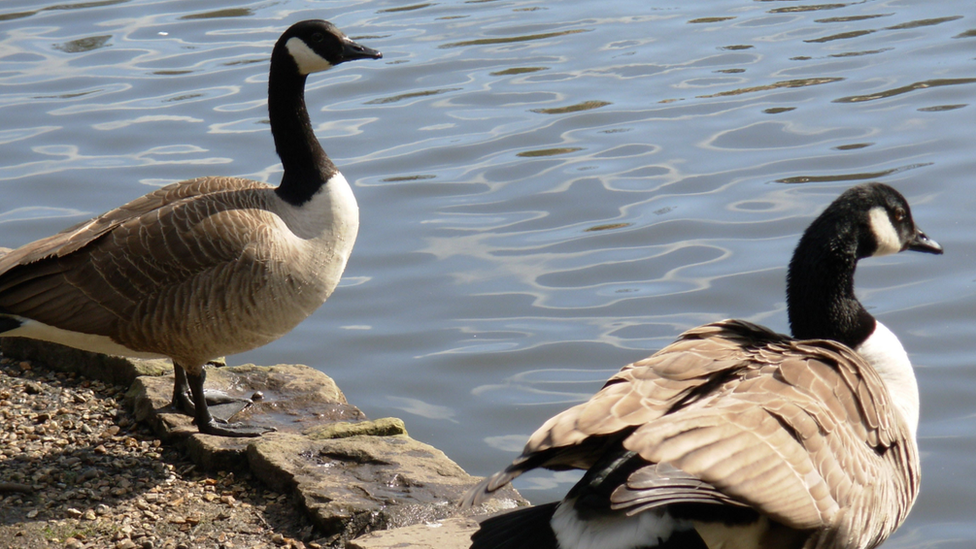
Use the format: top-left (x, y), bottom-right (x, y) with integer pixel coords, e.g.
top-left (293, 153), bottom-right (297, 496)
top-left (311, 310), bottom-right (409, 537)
top-left (786, 218), bottom-right (876, 349)
top-left (268, 47), bottom-right (338, 206)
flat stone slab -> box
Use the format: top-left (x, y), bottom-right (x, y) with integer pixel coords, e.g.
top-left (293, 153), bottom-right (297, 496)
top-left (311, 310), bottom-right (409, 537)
top-left (0, 338), bottom-right (528, 547)
top-left (248, 431), bottom-right (521, 542)
top-left (128, 361), bottom-right (370, 471)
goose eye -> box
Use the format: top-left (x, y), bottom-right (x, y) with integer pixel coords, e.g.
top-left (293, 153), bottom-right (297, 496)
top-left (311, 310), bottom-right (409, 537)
top-left (893, 208), bottom-right (906, 223)
top-left (311, 32), bottom-right (325, 43)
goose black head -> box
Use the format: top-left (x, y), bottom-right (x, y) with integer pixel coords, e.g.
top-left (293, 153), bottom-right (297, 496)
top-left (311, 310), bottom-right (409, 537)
top-left (798, 183), bottom-right (942, 261)
top-left (279, 19), bottom-right (382, 76)
top-left (848, 183), bottom-right (943, 259)
top-left (787, 182), bottom-right (942, 344)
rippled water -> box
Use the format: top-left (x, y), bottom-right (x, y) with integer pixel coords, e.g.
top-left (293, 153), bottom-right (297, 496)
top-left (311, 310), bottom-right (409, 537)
top-left (1, 0), bottom-right (974, 545)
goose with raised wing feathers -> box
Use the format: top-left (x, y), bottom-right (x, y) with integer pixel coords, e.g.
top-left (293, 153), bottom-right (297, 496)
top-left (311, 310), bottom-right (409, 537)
top-left (464, 183), bottom-right (943, 549)
top-left (0, 20), bottom-right (382, 437)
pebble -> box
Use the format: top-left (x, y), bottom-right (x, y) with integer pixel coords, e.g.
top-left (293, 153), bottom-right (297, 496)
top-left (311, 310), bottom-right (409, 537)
top-left (0, 358), bottom-right (316, 549)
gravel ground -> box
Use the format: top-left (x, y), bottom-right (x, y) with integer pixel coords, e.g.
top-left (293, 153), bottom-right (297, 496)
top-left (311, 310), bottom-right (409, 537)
top-left (0, 355), bottom-right (332, 549)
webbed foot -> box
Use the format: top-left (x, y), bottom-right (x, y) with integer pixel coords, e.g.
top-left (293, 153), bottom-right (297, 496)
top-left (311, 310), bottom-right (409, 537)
top-left (171, 366), bottom-right (254, 415)
top-left (182, 366), bottom-right (274, 438)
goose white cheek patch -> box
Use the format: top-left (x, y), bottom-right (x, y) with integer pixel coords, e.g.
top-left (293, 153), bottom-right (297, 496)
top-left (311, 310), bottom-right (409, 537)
top-left (285, 37), bottom-right (334, 75)
top-left (868, 206), bottom-right (902, 256)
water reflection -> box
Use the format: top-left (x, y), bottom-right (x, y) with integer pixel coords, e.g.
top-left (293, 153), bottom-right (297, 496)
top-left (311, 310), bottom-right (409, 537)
top-left (806, 29), bottom-right (876, 43)
top-left (0, 206), bottom-right (87, 224)
top-left (815, 14), bottom-right (892, 24)
top-left (0, 0), bottom-right (129, 23)
top-left (835, 78), bottom-right (976, 103)
top-left (887, 16), bottom-right (964, 30)
top-left (516, 147), bottom-right (583, 157)
top-left (473, 367), bottom-right (615, 405)
top-left (777, 163), bottom-right (933, 184)
top-left (531, 100), bottom-right (610, 114)
top-left (0, 126), bottom-right (59, 146)
top-left (52, 35), bottom-right (111, 53)
top-left (490, 67), bottom-right (547, 76)
top-left (441, 29), bottom-right (591, 49)
top-left (366, 88), bottom-right (462, 105)
top-left (699, 77), bottom-right (843, 98)
top-left (179, 8), bottom-right (253, 20)
top-left (386, 396), bottom-right (458, 423)
top-left (379, 3), bottom-right (434, 14)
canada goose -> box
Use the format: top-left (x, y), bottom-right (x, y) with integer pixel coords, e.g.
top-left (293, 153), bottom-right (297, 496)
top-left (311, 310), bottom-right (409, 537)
top-left (464, 183), bottom-right (943, 549)
top-left (0, 20), bottom-right (382, 437)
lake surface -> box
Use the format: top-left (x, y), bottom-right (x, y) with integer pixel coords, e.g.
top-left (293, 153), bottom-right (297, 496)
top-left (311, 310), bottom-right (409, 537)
top-left (1, 0), bottom-right (974, 545)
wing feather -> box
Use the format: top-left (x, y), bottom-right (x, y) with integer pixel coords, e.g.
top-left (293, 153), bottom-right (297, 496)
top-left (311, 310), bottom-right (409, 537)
top-left (0, 177), bottom-right (274, 343)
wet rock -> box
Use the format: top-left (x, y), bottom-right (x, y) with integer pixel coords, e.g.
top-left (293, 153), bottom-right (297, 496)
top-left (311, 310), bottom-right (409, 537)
top-left (128, 362), bottom-right (367, 470)
top-left (129, 364), bottom-right (364, 434)
top-left (246, 428), bottom-right (520, 543)
top-left (306, 417), bottom-right (407, 440)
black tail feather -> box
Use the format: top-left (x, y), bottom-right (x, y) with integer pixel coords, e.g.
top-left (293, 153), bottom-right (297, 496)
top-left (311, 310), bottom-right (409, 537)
top-left (471, 502), bottom-right (559, 549)
top-left (470, 500), bottom-right (714, 549)
top-left (655, 528), bottom-right (710, 549)
top-left (0, 315), bottom-right (22, 335)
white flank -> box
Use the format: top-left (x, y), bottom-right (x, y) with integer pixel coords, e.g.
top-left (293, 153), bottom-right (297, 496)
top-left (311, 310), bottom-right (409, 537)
top-left (551, 498), bottom-right (687, 549)
top-left (285, 36), bottom-right (334, 75)
top-left (855, 321), bottom-right (919, 436)
top-left (4, 318), bottom-right (166, 359)
top-left (868, 207), bottom-right (902, 256)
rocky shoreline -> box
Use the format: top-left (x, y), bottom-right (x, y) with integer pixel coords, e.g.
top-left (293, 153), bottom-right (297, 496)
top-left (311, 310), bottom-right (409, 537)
top-left (0, 338), bottom-right (525, 549)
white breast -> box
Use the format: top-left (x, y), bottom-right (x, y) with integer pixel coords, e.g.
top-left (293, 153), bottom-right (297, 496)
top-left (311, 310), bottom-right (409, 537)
top-left (275, 171), bottom-right (360, 301)
top-left (854, 321), bottom-right (919, 436)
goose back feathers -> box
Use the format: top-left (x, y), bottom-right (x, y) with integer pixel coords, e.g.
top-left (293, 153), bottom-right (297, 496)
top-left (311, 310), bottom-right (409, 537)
top-left (0, 176), bottom-right (351, 363)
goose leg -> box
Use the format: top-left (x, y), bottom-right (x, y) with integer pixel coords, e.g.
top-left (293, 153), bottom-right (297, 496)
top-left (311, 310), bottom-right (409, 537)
top-left (185, 367), bottom-right (273, 437)
top-left (171, 363), bottom-right (254, 416)
top-left (171, 365), bottom-right (195, 414)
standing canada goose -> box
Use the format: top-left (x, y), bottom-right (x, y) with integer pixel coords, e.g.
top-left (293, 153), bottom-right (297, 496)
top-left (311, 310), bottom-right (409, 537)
top-left (0, 20), bottom-right (382, 437)
top-left (464, 183), bottom-right (943, 549)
